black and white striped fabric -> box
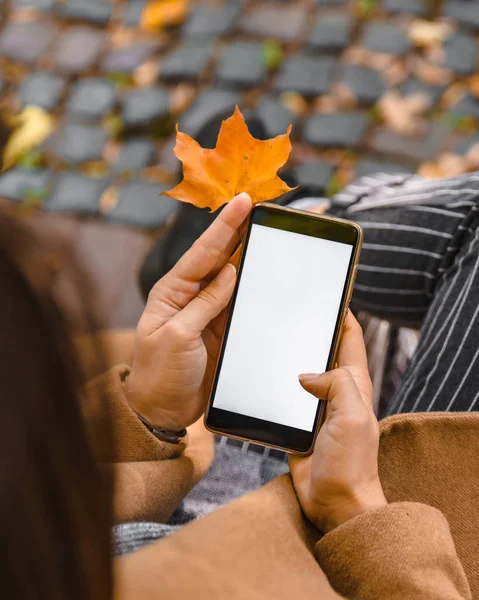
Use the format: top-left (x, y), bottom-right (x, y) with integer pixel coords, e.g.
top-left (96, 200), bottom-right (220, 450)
top-left (327, 171), bottom-right (479, 416)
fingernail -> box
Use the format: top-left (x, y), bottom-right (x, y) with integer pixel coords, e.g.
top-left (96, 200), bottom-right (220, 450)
top-left (234, 192), bottom-right (252, 204)
top-left (217, 263), bottom-right (236, 287)
top-left (299, 373), bottom-right (320, 383)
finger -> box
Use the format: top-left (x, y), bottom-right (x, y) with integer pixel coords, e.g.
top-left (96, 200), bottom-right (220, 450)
top-left (203, 244), bottom-right (243, 340)
top-left (209, 305), bottom-right (229, 340)
top-left (229, 243), bottom-right (243, 270)
top-left (173, 263), bottom-right (237, 334)
top-left (337, 311), bottom-right (369, 374)
top-left (289, 453), bottom-right (310, 476)
top-left (288, 453), bottom-right (311, 497)
top-left (170, 193), bottom-right (252, 284)
top-left (202, 215), bottom-right (249, 283)
top-left (202, 235), bottom-right (241, 284)
top-left (298, 369), bottom-right (361, 406)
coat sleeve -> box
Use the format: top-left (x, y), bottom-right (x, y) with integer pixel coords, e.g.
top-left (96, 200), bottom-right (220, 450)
top-left (315, 502), bottom-right (471, 599)
top-left (81, 365), bottom-right (214, 524)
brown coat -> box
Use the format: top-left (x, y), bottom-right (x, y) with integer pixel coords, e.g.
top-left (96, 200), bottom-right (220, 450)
top-left (81, 333), bottom-right (476, 599)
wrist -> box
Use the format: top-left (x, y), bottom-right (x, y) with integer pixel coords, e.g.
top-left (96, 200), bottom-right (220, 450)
top-left (319, 487), bottom-right (388, 533)
top-left (123, 377), bottom-right (187, 432)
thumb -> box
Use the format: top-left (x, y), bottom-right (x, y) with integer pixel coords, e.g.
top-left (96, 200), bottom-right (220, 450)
top-left (172, 263), bottom-right (237, 333)
top-left (298, 368), bottom-right (362, 407)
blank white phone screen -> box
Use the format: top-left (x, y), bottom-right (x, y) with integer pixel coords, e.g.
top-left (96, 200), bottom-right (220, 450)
top-left (212, 223), bottom-right (354, 432)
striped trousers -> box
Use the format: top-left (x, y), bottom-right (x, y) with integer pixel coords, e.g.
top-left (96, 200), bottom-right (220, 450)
top-left (326, 171), bottom-right (479, 417)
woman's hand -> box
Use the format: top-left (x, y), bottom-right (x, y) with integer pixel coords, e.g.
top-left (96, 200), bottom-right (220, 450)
top-left (124, 193), bottom-right (252, 431)
top-left (290, 311), bottom-right (387, 533)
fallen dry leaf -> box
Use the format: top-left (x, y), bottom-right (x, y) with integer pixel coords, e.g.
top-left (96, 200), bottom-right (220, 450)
top-left (408, 20), bottom-right (453, 48)
top-left (99, 186), bottom-right (120, 214)
top-left (378, 90), bottom-right (428, 136)
top-left (465, 143), bottom-right (479, 170)
top-left (3, 106), bottom-right (54, 171)
top-left (279, 92), bottom-right (308, 117)
top-left (469, 75), bottom-right (479, 99)
top-left (170, 83), bottom-right (196, 115)
top-left (164, 106), bottom-right (296, 212)
top-left (409, 55), bottom-right (452, 86)
top-left (418, 161), bottom-right (443, 178)
top-left (331, 81), bottom-right (359, 110)
top-left (141, 0), bottom-right (189, 32)
top-left (134, 58), bottom-right (160, 87)
top-left (437, 152), bottom-right (468, 178)
top-left (366, 52), bottom-right (394, 71)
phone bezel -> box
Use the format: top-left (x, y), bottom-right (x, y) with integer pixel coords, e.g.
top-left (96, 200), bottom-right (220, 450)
top-left (204, 202), bottom-right (363, 455)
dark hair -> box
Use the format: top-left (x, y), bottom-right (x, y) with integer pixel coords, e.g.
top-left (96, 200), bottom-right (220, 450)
top-left (0, 210), bottom-right (114, 598)
top-left (0, 114), bottom-right (10, 160)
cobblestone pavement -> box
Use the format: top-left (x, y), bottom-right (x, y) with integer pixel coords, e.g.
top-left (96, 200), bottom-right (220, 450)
top-left (0, 0), bottom-right (479, 327)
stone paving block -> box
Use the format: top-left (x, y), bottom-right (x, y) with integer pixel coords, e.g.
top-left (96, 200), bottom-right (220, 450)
top-left (452, 94), bottom-right (479, 119)
top-left (54, 123), bottom-right (107, 165)
top-left (0, 21), bottom-right (56, 64)
top-left (216, 42), bottom-right (265, 88)
top-left (383, 0), bottom-right (426, 15)
top-left (0, 169), bottom-right (52, 202)
top-left (67, 78), bottom-right (116, 121)
top-left (112, 138), bottom-right (155, 174)
top-left (304, 112), bottom-right (368, 148)
top-left (454, 132), bottom-right (479, 155)
top-left (308, 15), bottom-right (352, 52)
top-left (47, 172), bottom-right (108, 215)
top-left (294, 160), bottom-right (334, 192)
top-left (184, 4), bottom-right (240, 38)
top-left (256, 95), bottom-right (297, 139)
top-left (19, 72), bottom-right (66, 111)
top-left (122, 86), bottom-right (169, 128)
top-left (179, 88), bottom-right (241, 139)
top-left (54, 27), bottom-right (105, 74)
top-left (101, 41), bottom-right (156, 74)
top-left (14, 0), bottom-right (55, 10)
top-left (356, 158), bottom-right (415, 178)
top-left (442, 31), bottom-right (478, 75)
top-left (57, 0), bottom-right (112, 25)
top-left (122, 0), bottom-right (147, 26)
top-left (370, 123), bottom-right (451, 161)
top-left (360, 23), bottom-right (410, 56)
top-left (400, 78), bottom-right (444, 108)
top-left (107, 181), bottom-right (178, 228)
top-left (240, 4), bottom-right (307, 42)
top-left (443, 1), bottom-right (479, 30)
top-left (160, 41), bottom-right (213, 81)
top-left (274, 55), bottom-right (336, 98)
top-left (339, 64), bottom-right (386, 105)
top-left (158, 135), bottom-right (181, 174)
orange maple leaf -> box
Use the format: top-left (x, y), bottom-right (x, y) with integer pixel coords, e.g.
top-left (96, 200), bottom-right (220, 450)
top-left (163, 106), bottom-right (296, 212)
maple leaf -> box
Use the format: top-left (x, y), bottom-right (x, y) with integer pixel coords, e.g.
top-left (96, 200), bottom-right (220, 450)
top-left (163, 106), bottom-right (296, 212)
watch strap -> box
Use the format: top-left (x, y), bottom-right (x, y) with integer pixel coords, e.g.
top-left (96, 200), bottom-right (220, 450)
top-left (135, 411), bottom-right (187, 445)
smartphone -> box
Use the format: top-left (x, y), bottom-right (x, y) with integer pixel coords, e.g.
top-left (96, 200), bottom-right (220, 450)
top-left (205, 203), bottom-right (362, 455)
